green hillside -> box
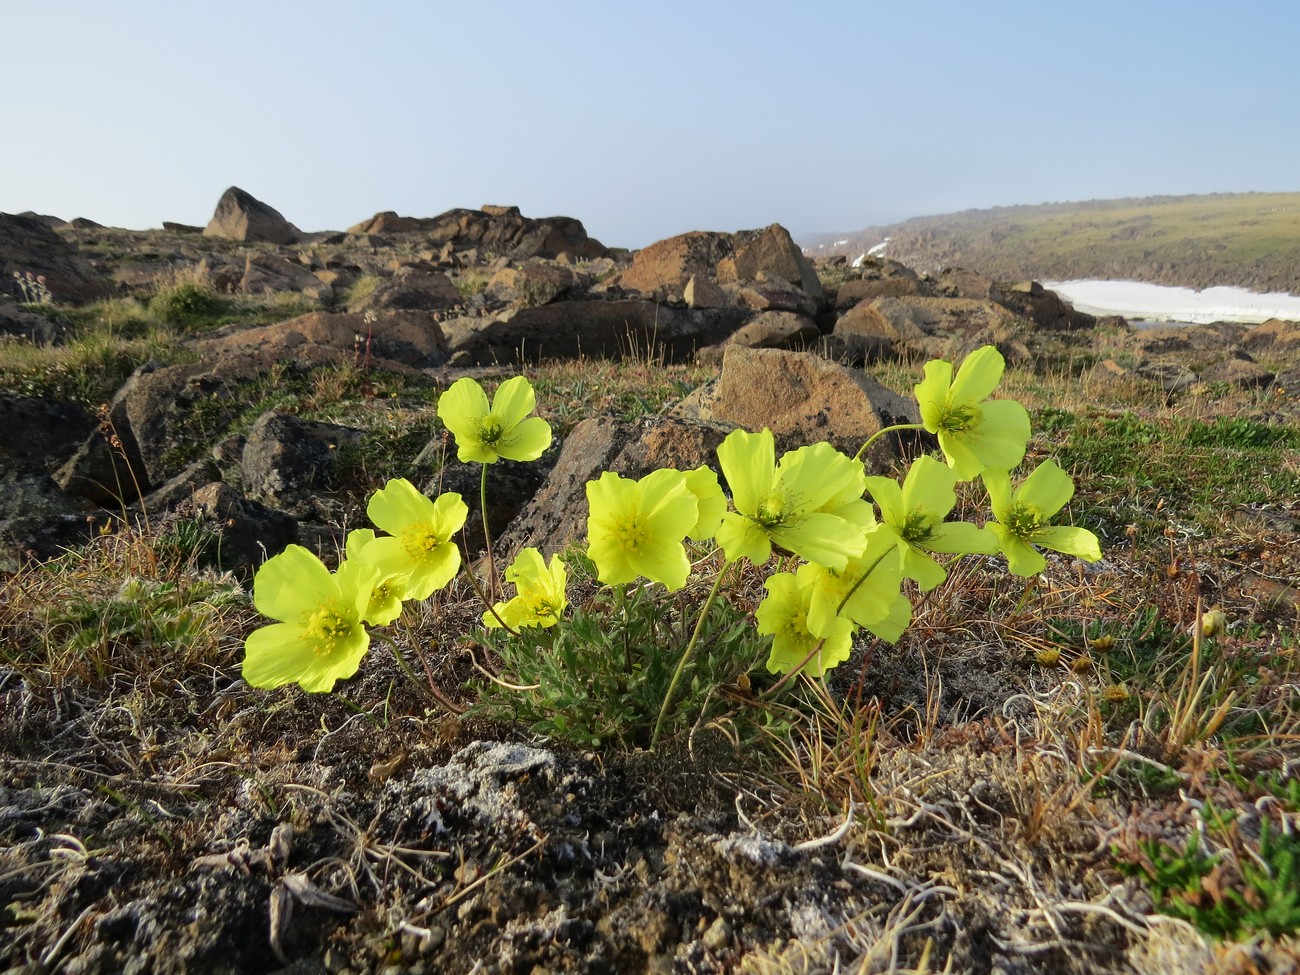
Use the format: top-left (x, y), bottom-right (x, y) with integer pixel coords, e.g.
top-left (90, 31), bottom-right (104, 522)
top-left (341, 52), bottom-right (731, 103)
top-left (808, 192), bottom-right (1300, 293)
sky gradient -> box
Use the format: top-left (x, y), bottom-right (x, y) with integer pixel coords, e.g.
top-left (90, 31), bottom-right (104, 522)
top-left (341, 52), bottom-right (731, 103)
top-left (3, 0), bottom-right (1297, 249)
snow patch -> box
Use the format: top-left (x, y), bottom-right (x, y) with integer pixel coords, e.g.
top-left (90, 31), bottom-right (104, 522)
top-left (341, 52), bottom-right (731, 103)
top-left (1045, 279), bottom-right (1300, 325)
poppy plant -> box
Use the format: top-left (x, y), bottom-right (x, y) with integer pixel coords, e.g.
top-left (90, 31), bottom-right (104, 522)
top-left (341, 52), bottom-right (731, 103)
top-left (983, 460), bottom-right (1102, 576)
top-left (437, 375), bottom-right (552, 464)
top-left (914, 345), bottom-right (1031, 479)
top-left (757, 567), bottom-right (855, 677)
top-left (484, 547), bottom-right (568, 629)
top-left (242, 544), bottom-right (376, 693)
top-left (866, 454), bottom-right (998, 591)
top-left (363, 478), bottom-right (468, 599)
top-left (715, 429), bottom-right (872, 570)
top-left (585, 469), bottom-right (699, 590)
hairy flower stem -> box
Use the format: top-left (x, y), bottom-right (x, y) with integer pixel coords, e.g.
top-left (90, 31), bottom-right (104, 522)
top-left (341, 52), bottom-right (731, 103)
top-left (455, 533), bottom-right (519, 636)
top-left (480, 463), bottom-right (498, 603)
top-left (853, 423), bottom-right (926, 464)
top-left (651, 563), bottom-right (730, 748)
top-left (370, 629), bottom-right (464, 714)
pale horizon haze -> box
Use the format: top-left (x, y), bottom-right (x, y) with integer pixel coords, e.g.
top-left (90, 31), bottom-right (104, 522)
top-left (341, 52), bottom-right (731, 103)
top-left (2, 0), bottom-right (1297, 249)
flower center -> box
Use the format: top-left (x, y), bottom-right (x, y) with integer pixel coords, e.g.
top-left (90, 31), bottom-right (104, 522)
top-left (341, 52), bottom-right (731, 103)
top-left (756, 494), bottom-right (787, 528)
top-left (938, 403), bottom-right (978, 434)
top-left (1005, 501), bottom-right (1043, 538)
top-left (401, 524), bottom-right (444, 560)
top-left (304, 603), bottom-right (354, 658)
top-left (479, 414), bottom-right (505, 444)
top-left (900, 508), bottom-right (935, 545)
top-left (615, 516), bottom-right (649, 553)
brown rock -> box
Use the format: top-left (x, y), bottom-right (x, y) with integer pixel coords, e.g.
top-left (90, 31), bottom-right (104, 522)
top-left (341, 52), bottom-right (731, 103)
top-left (683, 273), bottom-right (729, 309)
top-left (348, 263), bottom-right (462, 313)
top-left (835, 296), bottom-right (1029, 363)
top-left (1198, 355), bottom-right (1274, 389)
top-left (697, 311), bottom-right (821, 364)
top-left (833, 274), bottom-right (922, 310)
top-left (610, 232), bottom-right (734, 299)
top-left (1243, 318), bottom-right (1300, 353)
top-left (486, 263), bottom-right (579, 307)
top-left (196, 310), bottom-right (449, 371)
top-left (202, 186), bottom-right (298, 245)
top-left (717, 225), bottom-right (825, 305)
top-left (702, 346), bottom-right (921, 469)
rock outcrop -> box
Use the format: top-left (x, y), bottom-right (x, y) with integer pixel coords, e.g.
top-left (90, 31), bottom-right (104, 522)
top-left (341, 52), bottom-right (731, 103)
top-left (203, 186), bottom-right (298, 244)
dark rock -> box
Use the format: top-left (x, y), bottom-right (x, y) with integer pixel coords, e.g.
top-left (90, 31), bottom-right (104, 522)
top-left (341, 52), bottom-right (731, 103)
top-left (696, 311), bottom-right (820, 364)
top-left (169, 481), bottom-right (298, 577)
top-left (1, 212), bottom-right (109, 303)
top-left (195, 310), bottom-right (449, 371)
top-left (718, 225), bottom-right (825, 306)
top-left (0, 395), bottom-right (96, 469)
top-left (163, 221), bottom-right (204, 234)
top-left (347, 207), bottom-right (608, 261)
top-left (996, 281), bottom-right (1095, 331)
top-left (608, 232), bottom-right (735, 300)
top-left (499, 415), bottom-right (730, 556)
top-left (443, 299), bottom-right (747, 367)
top-left (348, 263), bottom-right (461, 313)
top-left (241, 412), bottom-right (365, 517)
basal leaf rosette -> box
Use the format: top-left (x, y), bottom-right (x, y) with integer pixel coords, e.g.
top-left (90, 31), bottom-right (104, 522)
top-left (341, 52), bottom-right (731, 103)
top-left (866, 454), bottom-right (997, 591)
top-left (982, 460), bottom-right (1103, 576)
top-left (243, 544), bottom-right (376, 693)
top-left (484, 547), bottom-right (568, 629)
top-left (363, 478), bottom-right (468, 599)
top-left (757, 566), bottom-right (855, 677)
top-left (585, 468), bottom-right (698, 590)
top-left (437, 375), bottom-right (552, 464)
top-left (915, 345), bottom-right (1030, 480)
top-left (715, 429), bottom-right (872, 570)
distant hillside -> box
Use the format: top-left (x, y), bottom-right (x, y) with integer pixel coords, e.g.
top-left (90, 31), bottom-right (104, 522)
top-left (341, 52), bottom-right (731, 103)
top-left (803, 192), bottom-right (1300, 295)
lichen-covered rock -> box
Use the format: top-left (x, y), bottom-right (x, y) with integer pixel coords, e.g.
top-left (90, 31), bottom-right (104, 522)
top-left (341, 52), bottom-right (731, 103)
top-left (203, 186), bottom-right (298, 245)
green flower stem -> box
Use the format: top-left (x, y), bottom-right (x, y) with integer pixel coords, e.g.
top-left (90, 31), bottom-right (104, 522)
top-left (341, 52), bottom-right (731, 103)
top-left (370, 629), bottom-right (464, 714)
top-left (853, 423), bottom-right (927, 463)
top-left (480, 462), bottom-right (498, 603)
top-left (651, 561), bottom-right (730, 748)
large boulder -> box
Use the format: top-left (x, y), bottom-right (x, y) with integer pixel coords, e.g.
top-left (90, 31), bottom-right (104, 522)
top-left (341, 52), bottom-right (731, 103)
top-left (1, 212), bottom-right (109, 303)
top-left (995, 281), bottom-right (1094, 331)
top-left (498, 415), bottom-right (731, 556)
top-left (195, 310), bottom-right (450, 371)
top-left (442, 299), bottom-right (747, 366)
top-left (203, 186), bottom-right (298, 245)
top-left (348, 263), bottom-right (462, 313)
top-left (718, 225), bottom-right (825, 306)
top-left (696, 311), bottom-right (820, 364)
top-left (0, 395), bottom-right (96, 471)
top-left (241, 412), bottom-right (365, 518)
top-left (608, 231), bottom-right (734, 299)
top-left (686, 345), bottom-right (922, 470)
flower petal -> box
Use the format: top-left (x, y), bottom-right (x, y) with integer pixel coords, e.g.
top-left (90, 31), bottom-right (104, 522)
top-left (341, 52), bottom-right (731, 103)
top-left (716, 428), bottom-right (775, 517)
top-left (1017, 459), bottom-right (1075, 517)
top-left (1035, 526), bottom-right (1102, 562)
top-left (715, 511), bottom-right (772, 566)
top-left (489, 375), bottom-right (537, 426)
top-left (989, 524), bottom-right (1046, 576)
top-left (496, 415), bottom-right (552, 462)
top-left (253, 545), bottom-right (337, 621)
top-left (949, 345), bottom-right (1005, 405)
top-left (925, 521), bottom-right (998, 556)
top-left (914, 359), bottom-right (953, 432)
top-left (437, 378), bottom-right (490, 440)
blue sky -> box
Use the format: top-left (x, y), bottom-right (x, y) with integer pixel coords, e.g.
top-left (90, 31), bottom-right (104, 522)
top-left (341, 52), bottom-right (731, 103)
top-left (3, 0), bottom-right (1296, 248)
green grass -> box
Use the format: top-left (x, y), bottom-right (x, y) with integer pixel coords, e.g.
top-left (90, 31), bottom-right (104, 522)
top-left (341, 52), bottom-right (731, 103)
top-left (1041, 408), bottom-right (1300, 534)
